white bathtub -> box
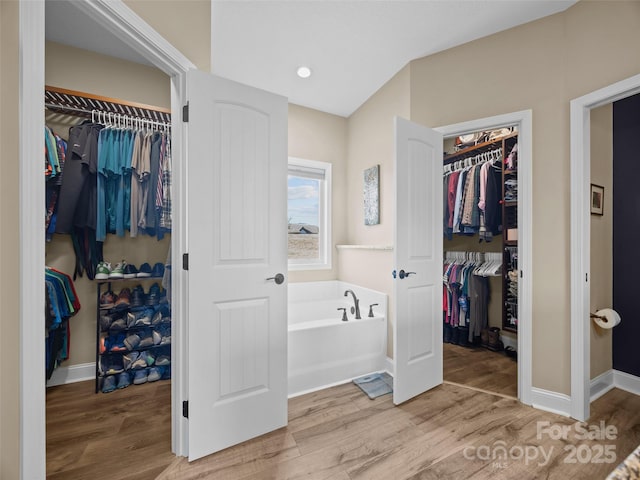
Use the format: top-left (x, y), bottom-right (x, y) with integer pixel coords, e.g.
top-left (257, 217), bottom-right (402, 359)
top-left (288, 281), bottom-right (387, 397)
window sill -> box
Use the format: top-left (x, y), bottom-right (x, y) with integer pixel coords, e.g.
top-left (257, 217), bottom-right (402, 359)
top-left (288, 263), bottom-right (332, 272)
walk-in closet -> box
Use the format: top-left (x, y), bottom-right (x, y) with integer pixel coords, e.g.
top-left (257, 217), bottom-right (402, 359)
top-left (44, 37), bottom-right (175, 477)
top-left (441, 128), bottom-right (519, 398)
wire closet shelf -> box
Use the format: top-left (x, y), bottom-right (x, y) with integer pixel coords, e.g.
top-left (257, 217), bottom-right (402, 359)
top-left (45, 85), bottom-right (171, 130)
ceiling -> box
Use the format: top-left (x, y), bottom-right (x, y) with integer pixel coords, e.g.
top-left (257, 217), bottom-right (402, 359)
top-left (46, 0), bottom-right (577, 118)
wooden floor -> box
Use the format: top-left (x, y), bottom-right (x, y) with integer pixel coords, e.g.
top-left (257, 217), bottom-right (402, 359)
top-left (444, 342), bottom-right (518, 398)
top-left (48, 378), bottom-right (640, 480)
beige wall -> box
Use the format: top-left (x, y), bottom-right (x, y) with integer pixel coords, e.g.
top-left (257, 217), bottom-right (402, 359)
top-left (406, 1), bottom-right (640, 395)
top-left (45, 41), bottom-right (171, 367)
top-left (342, 65), bottom-right (411, 357)
top-left (589, 103), bottom-right (613, 379)
top-left (1, 1), bottom-right (21, 477)
top-left (124, 0), bottom-right (211, 71)
top-left (287, 104), bottom-right (348, 283)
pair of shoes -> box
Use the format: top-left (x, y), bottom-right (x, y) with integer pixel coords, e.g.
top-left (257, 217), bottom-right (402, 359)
top-left (486, 327), bottom-right (504, 352)
top-left (99, 290), bottom-right (117, 310)
top-left (104, 333), bottom-right (127, 352)
top-left (137, 263), bottom-right (152, 278)
top-left (109, 260), bottom-right (127, 279)
top-left (124, 332), bottom-right (141, 350)
top-left (123, 264), bottom-right (139, 279)
top-left (133, 369), bottom-right (148, 385)
top-left (95, 262), bottom-right (112, 280)
top-left (156, 354), bottom-right (170, 366)
top-left (117, 371), bottom-right (131, 389)
top-left (102, 375), bottom-right (117, 393)
top-left (146, 283), bottom-right (163, 306)
top-left (99, 356), bottom-right (124, 376)
top-left (114, 288), bottom-right (131, 309)
top-left (151, 262), bottom-right (165, 278)
top-left (130, 285), bottom-right (146, 308)
top-left (147, 366), bottom-right (164, 382)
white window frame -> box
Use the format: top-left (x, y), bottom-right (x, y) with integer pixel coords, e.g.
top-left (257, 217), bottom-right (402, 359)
top-left (287, 157), bottom-right (332, 270)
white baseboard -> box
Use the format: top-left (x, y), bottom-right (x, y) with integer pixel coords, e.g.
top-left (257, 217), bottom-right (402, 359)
top-left (530, 387), bottom-right (571, 417)
top-left (613, 370), bottom-right (640, 396)
top-left (590, 370), bottom-right (615, 402)
top-left (46, 362), bottom-right (95, 387)
top-left (589, 369), bottom-right (640, 402)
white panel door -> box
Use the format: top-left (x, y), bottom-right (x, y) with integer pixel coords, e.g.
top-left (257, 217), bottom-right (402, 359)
top-left (393, 116), bottom-right (443, 405)
top-left (186, 70), bottom-right (288, 460)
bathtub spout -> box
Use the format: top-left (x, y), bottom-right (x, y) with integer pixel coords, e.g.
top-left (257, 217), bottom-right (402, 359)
top-left (344, 289), bottom-right (361, 319)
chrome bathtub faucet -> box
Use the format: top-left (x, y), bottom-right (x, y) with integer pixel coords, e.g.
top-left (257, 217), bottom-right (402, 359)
top-left (344, 289), bottom-right (361, 319)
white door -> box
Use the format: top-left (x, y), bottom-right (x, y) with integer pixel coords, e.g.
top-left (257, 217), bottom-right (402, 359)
top-left (185, 70), bottom-right (288, 460)
top-left (393, 116), bottom-right (443, 405)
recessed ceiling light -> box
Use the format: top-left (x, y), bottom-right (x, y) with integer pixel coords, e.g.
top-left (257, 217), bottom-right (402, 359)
top-left (297, 66), bottom-right (312, 79)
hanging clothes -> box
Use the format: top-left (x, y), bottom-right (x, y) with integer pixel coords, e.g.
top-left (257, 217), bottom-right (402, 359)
top-left (45, 126), bottom-right (67, 241)
top-left (45, 267), bottom-right (80, 380)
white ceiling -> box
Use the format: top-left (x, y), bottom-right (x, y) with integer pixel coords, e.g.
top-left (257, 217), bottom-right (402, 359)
top-left (46, 0), bottom-right (577, 118)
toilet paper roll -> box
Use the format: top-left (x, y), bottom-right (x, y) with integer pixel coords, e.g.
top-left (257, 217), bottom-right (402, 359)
top-left (592, 308), bottom-right (621, 329)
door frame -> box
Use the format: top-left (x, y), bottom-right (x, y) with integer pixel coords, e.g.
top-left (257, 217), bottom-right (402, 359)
top-left (435, 110), bottom-right (533, 406)
top-left (19, 1), bottom-right (195, 477)
top-left (570, 73), bottom-right (640, 422)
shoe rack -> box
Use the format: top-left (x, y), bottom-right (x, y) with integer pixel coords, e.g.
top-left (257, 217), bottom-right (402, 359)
top-left (95, 278), bottom-right (171, 393)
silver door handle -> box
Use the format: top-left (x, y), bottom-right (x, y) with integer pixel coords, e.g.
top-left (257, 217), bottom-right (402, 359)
top-left (266, 273), bottom-right (285, 285)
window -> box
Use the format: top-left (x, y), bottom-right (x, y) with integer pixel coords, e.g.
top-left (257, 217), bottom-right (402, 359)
top-left (288, 157), bottom-right (331, 270)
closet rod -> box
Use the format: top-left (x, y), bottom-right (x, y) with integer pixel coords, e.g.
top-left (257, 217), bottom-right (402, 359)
top-left (45, 103), bottom-right (171, 130)
top-left (45, 85), bottom-right (171, 123)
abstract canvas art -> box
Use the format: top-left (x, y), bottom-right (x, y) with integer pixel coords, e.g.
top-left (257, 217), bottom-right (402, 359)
top-left (364, 165), bottom-right (380, 225)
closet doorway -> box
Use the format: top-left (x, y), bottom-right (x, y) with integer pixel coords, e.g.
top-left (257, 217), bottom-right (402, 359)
top-left (441, 127), bottom-right (519, 398)
top-left (436, 111), bottom-right (533, 405)
top-left (18, 2), bottom-right (194, 478)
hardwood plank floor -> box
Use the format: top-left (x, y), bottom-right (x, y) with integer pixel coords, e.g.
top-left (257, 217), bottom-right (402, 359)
top-left (444, 342), bottom-right (518, 398)
top-left (46, 379), bottom-right (174, 480)
top-left (48, 378), bottom-right (640, 480)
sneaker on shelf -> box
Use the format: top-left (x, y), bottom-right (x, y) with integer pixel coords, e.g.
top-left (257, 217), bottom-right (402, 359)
top-left (109, 315), bottom-right (127, 331)
top-left (114, 288), bottom-right (131, 309)
top-left (146, 283), bottom-right (161, 306)
top-left (133, 369), bottom-right (148, 385)
top-left (151, 262), bottom-right (165, 278)
top-left (152, 329), bottom-right (162, 345)
top-left (99, 290), bottom-right (117, 310)
top-left (100, 313), bottom-right (114, 331)
top-left (104, 356), bottom-right (124, 376)
top-left (137, 262), bottom-right (152, 278)
top-left (147, 366), bottom-right (163, 382)
top-left (124, 332), bottom-right (141, 351)
top-left (101, 375), bottom-right (117, 393)
top-left (140, 350), bottom-right (155, 367)
top-left (123, 264), bottom-right (139, 279)
top-left (155, 355), bottom-right (170, 366)
top-left (138, 331), bottom-right (155, 349)
top-left (123, 351), bottom-right (139, 370)
top-left (109, 260), bottom-right (126, 279)
top-left (95, 262), bottom-right (112, 280)
top-left (130, 285), bottom-right (146, 308)
top-left (116, 371), bottom-right (131, 389)
top-left (161, 367), bottom-right (171, 380)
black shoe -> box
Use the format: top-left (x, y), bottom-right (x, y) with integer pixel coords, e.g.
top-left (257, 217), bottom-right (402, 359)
top-left (443, 323), bottom-right (452, 343)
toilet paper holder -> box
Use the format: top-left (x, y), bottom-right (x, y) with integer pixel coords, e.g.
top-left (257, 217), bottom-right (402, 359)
top-left (590, 312), bottom-right (606, 321)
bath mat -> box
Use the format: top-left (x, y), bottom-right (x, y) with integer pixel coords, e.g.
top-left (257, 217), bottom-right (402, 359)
top-left (353, 372), bottom-right (393, 399)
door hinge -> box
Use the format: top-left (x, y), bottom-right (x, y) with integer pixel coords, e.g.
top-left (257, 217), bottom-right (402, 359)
top-left (182, 253), bottom-right (189, 271)
top-left (520, 270), bottom-right (523, 278)
top-left (182, 103), bottom-right (189, 122)
top-left (182, 400), bottom-right (189, 419)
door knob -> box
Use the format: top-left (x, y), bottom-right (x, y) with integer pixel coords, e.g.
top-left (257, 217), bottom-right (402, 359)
top-left (398, 270), bottom-right (416, 279)
top-left (266, 273), bottom-right (285, 284)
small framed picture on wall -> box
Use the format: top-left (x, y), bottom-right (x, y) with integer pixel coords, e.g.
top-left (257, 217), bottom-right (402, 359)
top-left (591, 184), bottom-right (604, 215)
